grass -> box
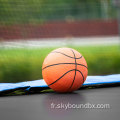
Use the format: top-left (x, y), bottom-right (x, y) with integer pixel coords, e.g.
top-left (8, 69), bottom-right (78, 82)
top-left (0, 45), bottom-right (120, 83)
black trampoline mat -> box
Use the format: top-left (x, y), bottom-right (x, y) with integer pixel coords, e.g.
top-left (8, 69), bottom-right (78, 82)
top-left (0, 86), bottom-right (120, 120)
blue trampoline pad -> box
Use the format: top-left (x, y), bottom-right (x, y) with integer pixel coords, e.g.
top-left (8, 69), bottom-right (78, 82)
top-left (0, 74), bottom-right (120, 94)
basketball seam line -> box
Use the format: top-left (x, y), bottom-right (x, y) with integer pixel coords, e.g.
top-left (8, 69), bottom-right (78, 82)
top-left (42, 63), bottom-right (88, 70)
top-left (48, 69), bottom-right (75, 87)
top-left (67, 49), bottom-right (77, 90)
top-left (76, 69), bottom-right (84, 83)
top-left (48, 69), bottom-right (84, 87)
top-left (51, 51), bottom-right (82, 59)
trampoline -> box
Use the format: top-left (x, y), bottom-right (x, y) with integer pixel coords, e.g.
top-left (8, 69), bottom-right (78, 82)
top-left (0, 74), bottom-right (120, 120)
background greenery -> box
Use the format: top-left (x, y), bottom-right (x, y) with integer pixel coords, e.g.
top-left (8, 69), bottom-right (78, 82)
top-left (0, 45), bottom-right (120, 83)
top-left (0, 0), bottom-right (117, 24)
top-left (0, 0), bottom-right (119, 83)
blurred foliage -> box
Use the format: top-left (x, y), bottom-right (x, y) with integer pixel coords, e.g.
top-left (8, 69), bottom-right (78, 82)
top-left (0, 0), bottom-right (117, 24)
top-left (0, 45), bottom-right (120, 83)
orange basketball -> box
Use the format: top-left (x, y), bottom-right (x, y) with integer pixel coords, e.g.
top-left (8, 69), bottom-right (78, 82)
top-left (42, 47), bottom-right (88, 93)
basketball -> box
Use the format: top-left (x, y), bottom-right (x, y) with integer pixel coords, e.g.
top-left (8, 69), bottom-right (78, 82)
top-left (42, 47), bottom-right (88, 93)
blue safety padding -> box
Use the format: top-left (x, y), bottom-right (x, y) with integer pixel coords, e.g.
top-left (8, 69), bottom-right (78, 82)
top-left (0, 74), bottom-right (120, 93)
